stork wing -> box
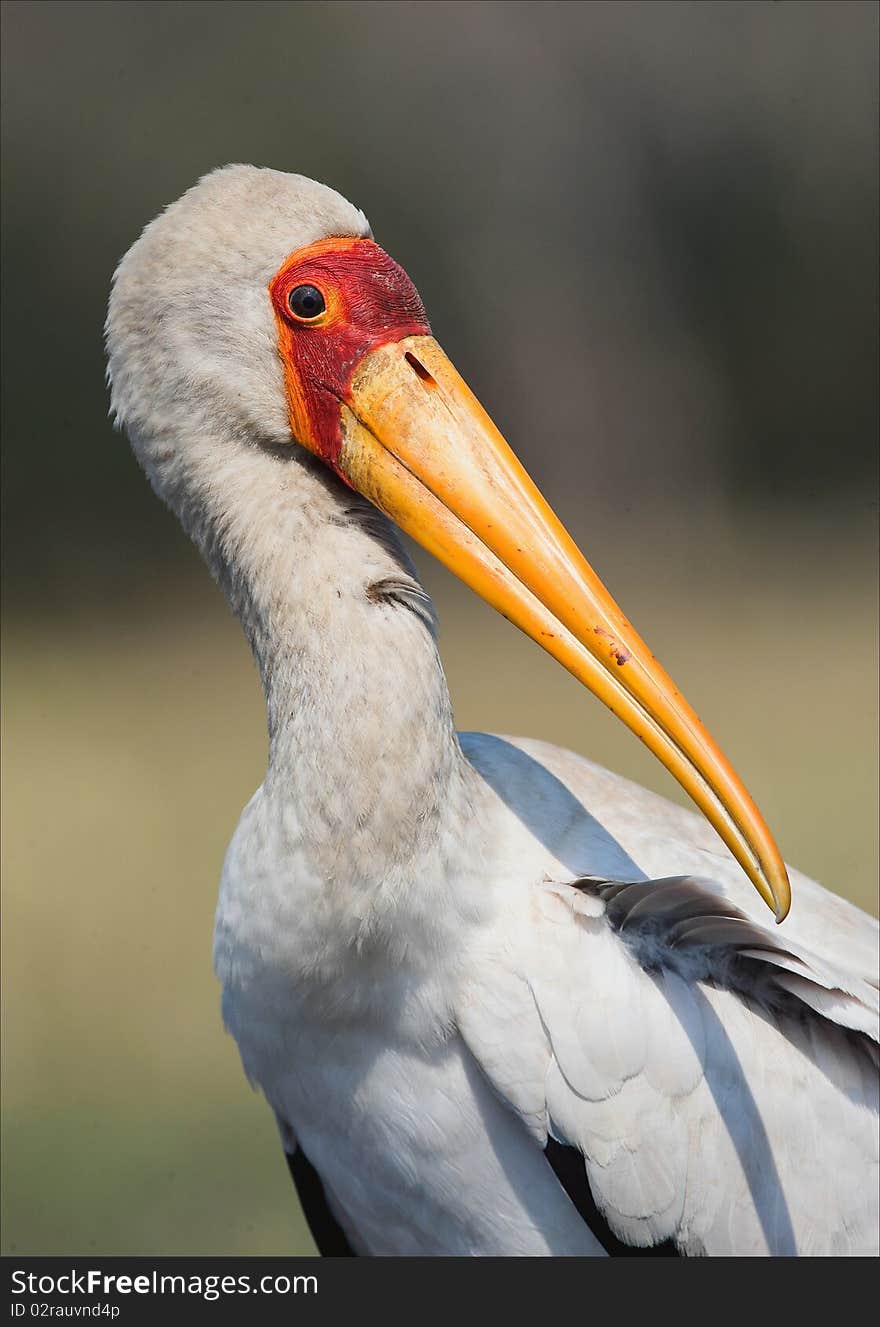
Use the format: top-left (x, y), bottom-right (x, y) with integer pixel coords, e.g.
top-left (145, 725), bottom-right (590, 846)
top-left (455, 734), bottom-right (880, 1256)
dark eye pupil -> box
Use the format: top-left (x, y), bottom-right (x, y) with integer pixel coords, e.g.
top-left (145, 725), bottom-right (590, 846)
top-left (288, 285), bottom-right (325, 319)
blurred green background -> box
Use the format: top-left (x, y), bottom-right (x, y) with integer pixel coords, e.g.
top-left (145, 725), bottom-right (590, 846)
top-left (2, 0), bottom-right (877, 1255)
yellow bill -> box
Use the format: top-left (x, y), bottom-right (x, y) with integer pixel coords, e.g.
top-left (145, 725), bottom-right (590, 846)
top-left (337, 334), bottom-right (791, 921)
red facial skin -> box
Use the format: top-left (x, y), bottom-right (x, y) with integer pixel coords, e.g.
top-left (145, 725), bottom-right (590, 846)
top-left (269, 237), bottom-right (432, 473)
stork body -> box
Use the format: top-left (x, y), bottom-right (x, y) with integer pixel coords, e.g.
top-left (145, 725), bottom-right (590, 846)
top-left (107, 166), bottom-right (879, 1256)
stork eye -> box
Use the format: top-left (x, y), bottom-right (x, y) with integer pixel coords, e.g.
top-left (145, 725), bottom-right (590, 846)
top-left (288, 285), bottom-right (326, 320)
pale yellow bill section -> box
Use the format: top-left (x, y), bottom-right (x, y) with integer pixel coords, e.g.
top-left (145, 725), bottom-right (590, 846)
top-left (337, 334), bottom-right (791, 920)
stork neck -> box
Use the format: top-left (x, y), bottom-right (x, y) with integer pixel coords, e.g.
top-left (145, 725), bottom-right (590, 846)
top-left (185, 443), bottom-right (472, 881)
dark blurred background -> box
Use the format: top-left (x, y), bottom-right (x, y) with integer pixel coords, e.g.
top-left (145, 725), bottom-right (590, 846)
top-left (2, 0), bottom-right (877, 1255)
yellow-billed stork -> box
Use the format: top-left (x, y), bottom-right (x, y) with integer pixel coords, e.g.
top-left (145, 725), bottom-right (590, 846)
top-left (105, 166), bottom-right (878, 1256)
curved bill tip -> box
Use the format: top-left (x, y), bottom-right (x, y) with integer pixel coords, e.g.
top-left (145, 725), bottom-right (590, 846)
top-left (770, 867), bottom-right (792, 924)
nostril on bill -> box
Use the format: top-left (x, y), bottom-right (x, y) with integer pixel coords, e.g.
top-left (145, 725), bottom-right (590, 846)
top-left (405, 351), bottom-right (438, 390)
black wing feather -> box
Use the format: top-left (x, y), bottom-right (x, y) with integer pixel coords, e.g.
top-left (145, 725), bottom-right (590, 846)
top-left (545, 1138), bottom-right (680, 1257)
top-left (284, 1147), bottom-right (356, 1257)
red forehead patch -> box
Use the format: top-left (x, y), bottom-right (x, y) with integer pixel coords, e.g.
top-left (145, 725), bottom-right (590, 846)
top-left (269, 237), bottom-right (432, 469)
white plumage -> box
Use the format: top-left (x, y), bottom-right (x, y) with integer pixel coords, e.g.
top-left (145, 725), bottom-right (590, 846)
top-left (107, 165), bottom-right (879, 1256)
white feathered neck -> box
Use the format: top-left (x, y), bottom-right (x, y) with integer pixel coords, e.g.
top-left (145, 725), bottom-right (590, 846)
top-left (106, 165), bottom-right (477, 889)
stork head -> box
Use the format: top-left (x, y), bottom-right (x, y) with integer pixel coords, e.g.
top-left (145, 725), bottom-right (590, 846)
top-left (107, 164), bottom-right (790, 920)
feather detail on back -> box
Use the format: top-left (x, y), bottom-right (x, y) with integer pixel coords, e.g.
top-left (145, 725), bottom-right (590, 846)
top-left (456, 867), bottom-right (879, 1255)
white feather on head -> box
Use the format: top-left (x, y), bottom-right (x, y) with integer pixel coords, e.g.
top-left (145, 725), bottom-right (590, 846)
top-left (106, 164), bottom-right (370, 489)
